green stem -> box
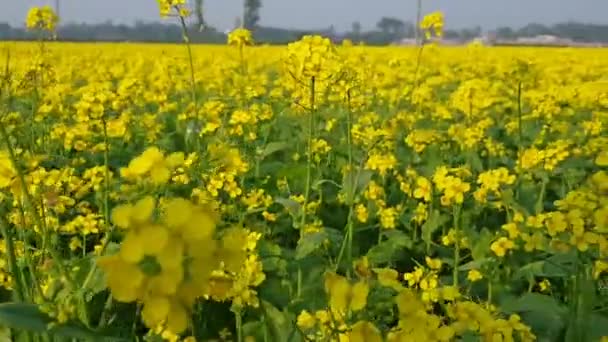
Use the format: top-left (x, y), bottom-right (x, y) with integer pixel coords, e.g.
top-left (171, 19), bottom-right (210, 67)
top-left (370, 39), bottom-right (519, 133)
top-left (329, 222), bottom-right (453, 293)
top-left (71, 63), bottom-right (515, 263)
top-left (534, 175), bottom-right (548, 214)
top-left (415, 0), bottom-right (422, 45)
top-left (2, 46), bottom-right (41, 302)
top-left (487, 280), bottom-right (493, 308)
top-left (239, 44), bottom-right (246, 77)
top-left (334, 154), bottom-right (366, 272)
top-left (235, 308), bottom-right (243, 342)
top-left (300, 76), bottom-right (316, 233)
top-left (0, 124), bottom-right (72, 288)
top-left (453, 205), bottom-right (461, 288)
top-left (82, 117), bottom-right (111, 293)
top-left (297, 268), bottom-right (302, 298)
top-left (177, 9), bottom-right (197, 106)
top-left (96, 295), bottom-right (113, 329)
top-left (517, 81), bottom-right (523, 147)
top-left (345, 90), bottom-right (355, 270)
top-left (0, 216), bottom-right (25, 302)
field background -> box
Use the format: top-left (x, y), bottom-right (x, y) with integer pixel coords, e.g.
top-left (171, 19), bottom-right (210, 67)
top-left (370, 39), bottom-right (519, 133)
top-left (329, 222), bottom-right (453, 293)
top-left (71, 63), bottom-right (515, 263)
top-left (0, 29), bottom-right (607, 342)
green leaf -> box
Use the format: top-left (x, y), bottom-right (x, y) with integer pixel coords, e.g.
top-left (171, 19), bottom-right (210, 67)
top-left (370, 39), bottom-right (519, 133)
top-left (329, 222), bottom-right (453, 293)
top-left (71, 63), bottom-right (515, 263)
top-left (312, 179), bottom-right (342, 191)
top-left (295, 231), bottom-right (328, 260)
top-left (458, 258), bottom-right (491, 271)
top-left (367, 230), bottom-right (413, 265)
top-left (259, 141), bottom-right (291, 160)
top-left (546, 252), bottom-right (577, 272)
top-left (0, 303), bottom-right (126, 341)
top-left (460, 331), bottom-right (481, 342)
top-left (342, 169), bottom-right (373, 205)
top-left (471, 228), bottom-right (493, 261)
top-left (258, 241), bottom-right (286, 274)
top-left (421, 210), bottom-right (447, 250)
top-left (73, 256), bottom-right (106, 301)
top-left (513, 261), bottom-right (568, 280)
top-left (519, 311), bottom-right (565, 342)
top-left (277, 164), bottom-right (307, 190)
top-left (500, 294), bottom-right (567, 341)
top-left (261, 300), bottom-right (301, 342)
top-left (275, 197), bottom-right (301, 220)
top-left (242, 321), bottom-right (265, 341)
top-left (565, 272), bottom-right (598, 342)
top-left (500, 293), bottom-right (567, 316)
top-left (466, 150), bottom-right (484, 173)
top-left (587, 314), bottom-right (608, 340)
top-left (258, 276), bottom-right (291, 308)
top-left (0, 326), bottom-right (10, 342)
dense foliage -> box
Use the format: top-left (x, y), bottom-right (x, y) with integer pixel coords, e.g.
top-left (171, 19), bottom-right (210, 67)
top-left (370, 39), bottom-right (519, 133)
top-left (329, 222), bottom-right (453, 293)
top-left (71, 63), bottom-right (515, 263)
top-left (0, 4), bottom-right (607, 342)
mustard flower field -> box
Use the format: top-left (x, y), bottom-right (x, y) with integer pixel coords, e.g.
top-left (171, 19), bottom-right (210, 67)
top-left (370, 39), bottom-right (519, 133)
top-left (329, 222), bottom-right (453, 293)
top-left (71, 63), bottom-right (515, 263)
top-left (0, 3), bottom-right (607, 342)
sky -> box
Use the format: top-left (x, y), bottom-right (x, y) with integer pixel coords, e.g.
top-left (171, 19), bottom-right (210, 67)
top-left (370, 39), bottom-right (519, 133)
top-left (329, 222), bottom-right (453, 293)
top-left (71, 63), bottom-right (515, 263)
top-left (2, 0), bottom-right (607, 32)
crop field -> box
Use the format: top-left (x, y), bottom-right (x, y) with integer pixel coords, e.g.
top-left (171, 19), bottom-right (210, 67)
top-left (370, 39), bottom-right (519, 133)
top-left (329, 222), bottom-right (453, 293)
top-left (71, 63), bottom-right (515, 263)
top-left (0, 6), bottom-right (607, 342)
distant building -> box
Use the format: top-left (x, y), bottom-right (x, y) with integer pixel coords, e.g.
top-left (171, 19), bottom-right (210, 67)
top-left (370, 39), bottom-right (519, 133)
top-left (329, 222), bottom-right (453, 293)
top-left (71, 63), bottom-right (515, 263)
top-left (397, 38), bottom-right (417, 46)
top-left (508, 35), bottom-right (575, 46)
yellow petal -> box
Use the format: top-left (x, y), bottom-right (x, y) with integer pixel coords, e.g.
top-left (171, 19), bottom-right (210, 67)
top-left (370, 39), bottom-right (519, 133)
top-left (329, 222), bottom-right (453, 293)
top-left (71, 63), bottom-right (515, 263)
top-left (597, 151), bottom-right (608, 166)
top-left (150, 165), bottom-right (171, 185)
top-left (127, 155), bottom-right (153, 176)
top-left (167, 302), bottom-right (189, 334)
top-left (180, 210), bottom-right (215, 240)
top-left (327, 275), bottom-right (350, 313)
top-left (157, 237), bottom-right (184, 270)
top-left (349, 281), bottom-right (369, 312)
top-left (147, 268), bottom-right (183, 296)
top-left (132, 196), bottom-right (155, 223)
top-left (111, 204), bottom-right (133, 229)
top-left (177, 281), bottom-right (201, 308)
top-left (141, 147), bottom-right (165, 163)
top-left (142, 296), bottom-right (170, 327)
top-left (349, 321), bottom-right (382, 342)
top-left (99, 255), bottom-right (143, 302)
top-left (139, 225), bottom-right (169, 255)
top-left (215, 246), bottom-right (246, 274)
top-left (108, 264), bottom-right (144, 302)
top-left (189, 256), bottom-right (217, 289)
top-left (164, 198), bottom-right (193, 229)
top-left (165, 152), bottom-right (185, 169)
top-left (120, 231), bottom-right (145, 263)
top-left (187, 238), bottom-right (217, 259)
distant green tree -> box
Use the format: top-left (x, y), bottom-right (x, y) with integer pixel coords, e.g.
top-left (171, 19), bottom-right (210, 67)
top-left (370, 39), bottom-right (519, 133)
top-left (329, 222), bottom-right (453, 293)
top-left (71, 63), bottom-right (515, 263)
top-left (352, 22), bottom-right (361, 35)
top-left (194, 0), bottom-right (205, 29)
top-left (377, 17), bottom-right (391, 35)
top-left (518, 23), bottom-right (552, 37)
top-left (351, 21), bottom-right (362, 42)
top-left (376, 17), bottom-right (411, 42)
top-left (244, 0), bottom-right (262, 30)
top-left (495, 27), bottom-right (515, 39)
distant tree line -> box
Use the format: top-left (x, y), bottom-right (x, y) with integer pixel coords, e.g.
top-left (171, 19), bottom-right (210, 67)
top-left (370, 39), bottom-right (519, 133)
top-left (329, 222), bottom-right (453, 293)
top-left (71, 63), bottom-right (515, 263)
top-left (1, 18), bottom-right (607, 45)
top-left (493, 22), bottom-right (608, 43)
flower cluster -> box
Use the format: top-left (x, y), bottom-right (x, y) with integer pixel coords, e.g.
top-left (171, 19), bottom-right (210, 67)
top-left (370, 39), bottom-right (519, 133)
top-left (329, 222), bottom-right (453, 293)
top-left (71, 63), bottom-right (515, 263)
top-left (297, 271), bottom-right (370, 340)
top-left (228, 28), bottom-right (254, 48)
top-left (0, 151), bottom-right (16, 189)
top-left (284, 35), bottom-right (343, 110)
top-left (156, 0), bottom-right (190, 18)
top-left (120, 147), bottom-right (186, 186)
top-left (25, 6), bottom-right (59, 33)
top-left (432, 166), bottom-right (472, 207)
top-left (474, 167), bottom-right (516, 205)
top-left (420, 11), bottom-right (444, 39)
top-left (98, 196), bottom-right (220, 333)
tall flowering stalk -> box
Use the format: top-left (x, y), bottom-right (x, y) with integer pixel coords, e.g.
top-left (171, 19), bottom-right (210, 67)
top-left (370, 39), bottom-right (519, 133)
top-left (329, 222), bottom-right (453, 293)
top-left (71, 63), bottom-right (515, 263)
top-left (228, 28), bottom-right (254, 106)
top-left (157, 0), bottom-right (197, 105)
top-left (284, 35), bottom-right (341, 232)
top-left (26, 6), bottom-right (59, 39)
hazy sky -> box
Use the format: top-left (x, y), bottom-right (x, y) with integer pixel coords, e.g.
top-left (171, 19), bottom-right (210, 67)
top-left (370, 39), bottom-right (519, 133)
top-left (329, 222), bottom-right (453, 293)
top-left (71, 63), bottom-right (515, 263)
top-left (3, 0), bottom-right (607, 32)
